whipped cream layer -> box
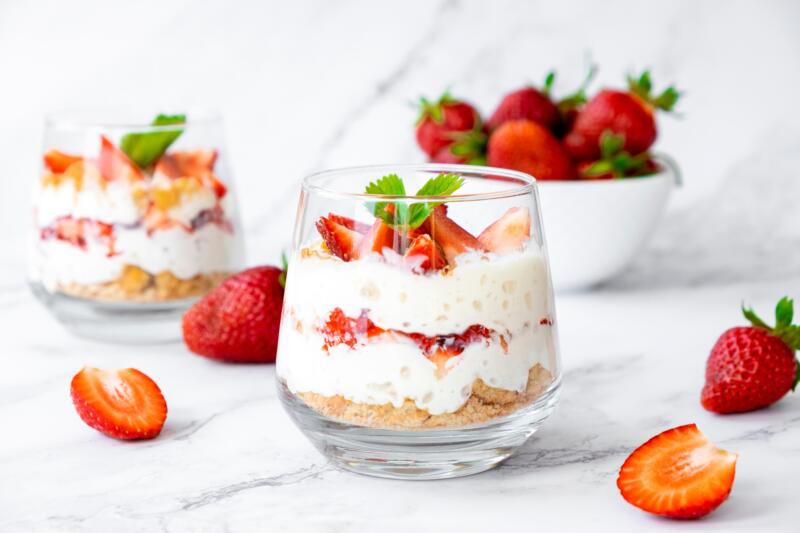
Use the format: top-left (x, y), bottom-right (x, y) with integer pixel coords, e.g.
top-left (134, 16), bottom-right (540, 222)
top-left (35, 178), bottom-right (141, 226)
top-left (277, 248), bottom-right (559, 415)
top-left (29, 224), bottom-right (242, 289)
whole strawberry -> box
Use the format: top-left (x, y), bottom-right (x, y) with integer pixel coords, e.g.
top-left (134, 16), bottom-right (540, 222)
top-left (430, 129), bottom-right (487, 165)
top-left (487, 120), bottom-right (575, 180)
top-left (702, 297), bottom-right (800, 414)
top-left (487, 72), bottom-right (560, 132)
top-left (564, 71), bottom-right (680, 161)
top-left (182, 265), bottom-right (285, 363)
top-left (415, 92), bottom-right (481, 157)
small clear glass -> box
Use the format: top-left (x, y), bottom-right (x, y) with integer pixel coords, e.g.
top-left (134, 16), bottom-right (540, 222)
top-left (28, 110), bottom-right (244, 343)
top-left (276, 164), bottom-right (561, 479)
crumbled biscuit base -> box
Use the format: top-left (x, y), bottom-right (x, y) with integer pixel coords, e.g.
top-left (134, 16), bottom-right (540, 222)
top-left (57, 265), bottom-right (229, 302)
top-left (298, 363), bottom-right (553, 430)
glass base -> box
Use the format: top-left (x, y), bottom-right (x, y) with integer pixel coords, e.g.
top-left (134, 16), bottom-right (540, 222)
top-left (278, 379), bottom-right (561, 480)
top-left (30, 282), bottom-right (194, 344)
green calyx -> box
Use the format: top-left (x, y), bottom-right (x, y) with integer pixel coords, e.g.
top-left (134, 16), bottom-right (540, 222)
top-left (556, 63), bottom-right (597, 113)
top-left (742, 296), bottom-right (800, 389)
top-left (542, 70), bottom-right (556, 96)
top-left (416, 91), bottom-right (458, 125)
top-left (120, 113), bottom-right (185, 169)
top-left (364, 173), bottom-right (464, 230)
top-left (627, 70), bottom-right (681, 112)
top-left (581, 131), bottom-right (656, 179)
top-left (278, 252), bottom-right (288, 288)
top-left (448, 127), bottom-right (488, 165)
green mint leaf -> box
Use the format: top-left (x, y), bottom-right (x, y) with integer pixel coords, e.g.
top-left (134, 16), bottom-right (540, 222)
top-left (406, 173), bottom-right (464, 229)
top-left (364, 174), bottom-right (408, 226)
top-left (120, 113), bottom-right (186, 168)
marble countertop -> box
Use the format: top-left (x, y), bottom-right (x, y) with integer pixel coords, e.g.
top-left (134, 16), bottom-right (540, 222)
top-left (2, 274), bottom-right (799, 531)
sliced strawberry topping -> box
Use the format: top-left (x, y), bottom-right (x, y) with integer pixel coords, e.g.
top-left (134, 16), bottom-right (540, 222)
top-left (316, 216), bottom-right (360, 261)
top-left (98, 136), bottom-right (143, 182)
top-left (328, 214), bottom-right (371, 234)
top-left (421, 205), bottom-right (487, 263)
top-left (617, 424), bottom-right (737, 519)
top-left (403, 234), bottom-right (447, 272)
top-left (70, 367), bottom-right (168, 440)
top-left (156, 149), bottom-right (225, 198)
top-left (43, 149), bottom-right (82, 173)
top-left (356, 218), bottom-right (397, 258)
top-left (478, 207), bottom-right (531, 253)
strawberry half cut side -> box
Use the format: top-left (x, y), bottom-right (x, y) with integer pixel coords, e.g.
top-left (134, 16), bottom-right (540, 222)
top-left (403, 234), bottom-right (447, 272)
top-left (43, 149), bottom-right (82, 173)
top-left (478, 207), bottom-right (531, 253)
top-left (617, 424), bottom-right (737, 519)
top-left (420, 205), bottom-right (487, 263)
top-left (328, 213), bottom-right (371, 234)
top-left (316, 216), bottom-right (360, 261)
top-left (70, 367), bottom-right (168, 440)
top-left (355, 218), bottom-right (398, 259)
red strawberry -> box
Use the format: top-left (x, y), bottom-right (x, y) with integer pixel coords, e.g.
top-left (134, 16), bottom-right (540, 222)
top-left (70, 367), bottom-right (168, 440)
top-left (98, 135), bottom-right (143, 182)
top-left (478, 207), bottom-right (531, 253)
top-left (430, 129), bottom-right (488, 165)
top-left (487, 120), bottom-right (575, 180)
top-left (327, 213), bottom-right (370, 234)
top-left (564, 71), bottom-right (680, 161)
top-left (43, 149), bottom-right (82, 173)
top-left (415, 93), bottom-right (481, 157)
top-left (356, 218), bottom-right (397, 258)
top-left (617, 424), bottom-right (737, 519)
top-left (575, 132), bottom-right (658, 180)
top-left (182, 266), bottom-right (285, 363)
top-left (487, 72), bottom-right (560, 132)
top-left (316, 216), bottom-right (360, 261)
top-left (156, 149), bottom-right (225, 197)
top-left (701, 297), bottom-right (800, 414)
top-left (404, 234), bottom-right (447, 272)
top-left (420, 205), bottom-right (486, 263)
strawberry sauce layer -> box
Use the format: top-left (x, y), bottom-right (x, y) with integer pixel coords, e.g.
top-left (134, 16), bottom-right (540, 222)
top-left (319, 307), bottom-right (494, 359)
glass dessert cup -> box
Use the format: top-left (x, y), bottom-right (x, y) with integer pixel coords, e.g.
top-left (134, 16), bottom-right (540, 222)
top-left (28, 111), bottom-right (244, 343)
top-left (276, 164), bottom-right (561, 479)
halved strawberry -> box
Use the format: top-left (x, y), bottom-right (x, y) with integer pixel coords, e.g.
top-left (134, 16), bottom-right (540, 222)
top-left (356, 219), bottom-right (397, 258)
top-left (328, 213), bottom-right (371, 234)
top-left (316, 216), bottom-right (360, 261)
top-left (404, 234), bottom-right (447, 272)
top-left (70, 367), bottom-right (168, 440)
top-left (43, 149), bottom-right (82, 173)
top-left (617, 424), bottom-right (737, 519)
top-left (98, 136), bottom-right (143, 182)
top-left (478, 207), bottom-right (531, 253)
top-left (420, 205), bottom-right (487, 263)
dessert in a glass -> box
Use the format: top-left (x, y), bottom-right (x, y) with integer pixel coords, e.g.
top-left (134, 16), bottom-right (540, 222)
top-left (276, 164), bottom-right (561, 479)
top-left (29, 112), bottom-right (244, 342)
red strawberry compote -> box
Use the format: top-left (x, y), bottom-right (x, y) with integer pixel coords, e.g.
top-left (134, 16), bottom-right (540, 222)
top-left (277, 174), bottom-right (559, 430)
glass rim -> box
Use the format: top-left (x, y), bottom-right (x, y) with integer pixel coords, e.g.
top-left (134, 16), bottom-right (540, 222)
top-left (44, 108), bottom-right (223, 130)
top-left (302, 163), bottom-right (536, 202)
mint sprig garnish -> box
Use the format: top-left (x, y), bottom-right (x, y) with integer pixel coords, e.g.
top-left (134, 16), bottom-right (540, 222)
top-left (120, 114), bottom-right (186, 168)
top-left (365, 173), bottom-right (464, 230)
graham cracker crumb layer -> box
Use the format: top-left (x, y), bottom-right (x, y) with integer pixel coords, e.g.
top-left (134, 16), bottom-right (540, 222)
top-left (298, 363), bottom-right (553, 430)
top-left (57, 265), bottom-right (230, 302)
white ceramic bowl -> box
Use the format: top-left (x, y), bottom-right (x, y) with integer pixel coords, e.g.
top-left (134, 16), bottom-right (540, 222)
top-left (537, 156), bottom-right (678, 291)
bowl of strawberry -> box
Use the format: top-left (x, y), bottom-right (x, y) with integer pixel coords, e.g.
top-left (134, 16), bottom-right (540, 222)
top-left (414, 69), bottom-right (681, 290)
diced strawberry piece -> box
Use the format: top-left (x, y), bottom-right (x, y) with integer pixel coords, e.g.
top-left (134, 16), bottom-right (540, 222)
top-left (420, 205), bottom-right (487, 263)
top-left (328, 213), bottom-right (371, 234)
top-left (98, 136), bottom-right (143, 181)
top-left (355, 219), bottom-right (397, 258)
top-left (43, 149), bottom-right (82, 173)
top-left (316, 216), bottom-right (360, 261)
top-left (56, 217), bottom-right (87, 249)
top-left (143, 206), bottom-right (181, 234)
top-left (617, 424), bottom-right (737, 519)
top-left (478, 207), bottom-right (531, 253)
top-left (70, 367), bottom-right (168, 440)
top-left (403, 234), bottom-right (447, 272)
top-left (155, 149), bottom-right (218, 178)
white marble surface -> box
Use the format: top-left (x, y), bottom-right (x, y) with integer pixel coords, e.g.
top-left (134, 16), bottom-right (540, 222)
top-left (2, 0), bottom-right (800, 531)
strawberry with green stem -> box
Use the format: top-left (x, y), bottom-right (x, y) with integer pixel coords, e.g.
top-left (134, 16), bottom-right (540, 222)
top-left (577, 131), bottom-right (659, 179)
top-left (701, 297), bottom-right (800, 414)
top-left (415, 93), bottom-right (481, 157)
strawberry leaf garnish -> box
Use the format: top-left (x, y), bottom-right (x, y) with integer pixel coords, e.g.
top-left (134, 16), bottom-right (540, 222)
top-left (364, 173), bottom-right (464, 230)
top-left (120, 114), bottom-right (186, 168)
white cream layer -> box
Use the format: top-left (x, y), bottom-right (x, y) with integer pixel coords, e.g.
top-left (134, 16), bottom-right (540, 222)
top-left (276, 248), bottom-right (558, 414)
top-left (29, 224), bottom-right (242, 289)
